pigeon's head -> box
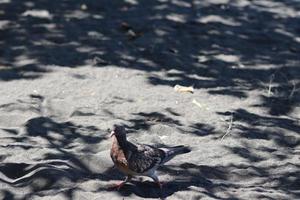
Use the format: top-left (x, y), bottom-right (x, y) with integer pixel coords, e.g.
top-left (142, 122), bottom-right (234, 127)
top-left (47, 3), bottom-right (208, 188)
top-left (110, 125), bottom-right (126, 138)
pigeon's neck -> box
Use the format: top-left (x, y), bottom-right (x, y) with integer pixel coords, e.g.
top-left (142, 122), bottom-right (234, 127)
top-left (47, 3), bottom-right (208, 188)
top-left (114, 135), bottom-right (128, 149)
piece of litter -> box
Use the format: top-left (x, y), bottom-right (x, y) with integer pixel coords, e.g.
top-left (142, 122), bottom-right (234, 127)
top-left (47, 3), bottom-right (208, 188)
top-left (81, 4), bottom-right (87, 10)
top-left (22, 10), bottom-right (52, 19)
top-left (174, 84), bottom-right (194, 93)
top-left (159, 135), bottom-right (168, 140)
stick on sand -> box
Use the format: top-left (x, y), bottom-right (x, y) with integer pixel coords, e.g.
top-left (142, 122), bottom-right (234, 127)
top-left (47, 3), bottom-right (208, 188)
top-left (221, 113), bottom-right (234, 141)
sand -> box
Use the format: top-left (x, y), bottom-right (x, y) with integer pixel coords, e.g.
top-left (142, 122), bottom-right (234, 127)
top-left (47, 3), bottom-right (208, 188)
top-left (0, 0), bottom-right (299, 199)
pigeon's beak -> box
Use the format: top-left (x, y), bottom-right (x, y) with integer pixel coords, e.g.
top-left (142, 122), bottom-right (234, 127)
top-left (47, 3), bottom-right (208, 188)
top-left (109, 131), bottom-right (115, 137)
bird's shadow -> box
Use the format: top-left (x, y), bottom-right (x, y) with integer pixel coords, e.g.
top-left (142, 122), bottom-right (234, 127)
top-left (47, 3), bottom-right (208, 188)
top-left (98, 164), bottom-right (221, 199)
top-left (99, 160), bottom-right (300, 199)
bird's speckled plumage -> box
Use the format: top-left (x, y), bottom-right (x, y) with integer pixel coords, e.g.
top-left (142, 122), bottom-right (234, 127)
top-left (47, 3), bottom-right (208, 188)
top-left (110, 125), bottom-right (190, 188)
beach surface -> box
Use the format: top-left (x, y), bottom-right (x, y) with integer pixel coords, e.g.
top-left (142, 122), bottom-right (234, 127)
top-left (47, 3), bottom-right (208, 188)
top-left (0, 0), bottom-right (299, 199)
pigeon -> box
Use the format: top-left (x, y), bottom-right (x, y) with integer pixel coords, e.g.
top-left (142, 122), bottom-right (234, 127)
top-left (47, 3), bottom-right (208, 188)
top-left (109, 125), bottom-right (190, 190)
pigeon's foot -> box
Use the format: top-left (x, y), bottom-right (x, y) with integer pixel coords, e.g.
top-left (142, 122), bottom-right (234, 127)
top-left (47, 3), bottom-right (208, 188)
top-left (108, 175), bottom-right (132, 190)
top-left (156, 181), bottom-right (164, 189)
top-left (156, 181), bottom-right (166, 200)
top-left (109, 181), bottom-right (127, 190)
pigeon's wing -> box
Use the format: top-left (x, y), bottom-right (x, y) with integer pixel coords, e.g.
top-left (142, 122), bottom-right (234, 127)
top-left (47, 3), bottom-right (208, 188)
top-left (127, 143), bottom-right (166, 174)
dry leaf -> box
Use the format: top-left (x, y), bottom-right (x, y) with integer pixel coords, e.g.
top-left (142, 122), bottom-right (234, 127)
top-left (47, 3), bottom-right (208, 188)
top-left (120, 22), bottom-right (132, 31)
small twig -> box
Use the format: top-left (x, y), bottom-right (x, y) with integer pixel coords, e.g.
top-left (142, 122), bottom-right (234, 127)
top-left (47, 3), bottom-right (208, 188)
top-left (221, 113), bottom-right (234, 141)
top-left (268, 74), bottom-right (275, 97)
top-left (192, 99), bottom-right (203, 108)
top-left (192, 99), bottom-right (209, 110)
top-left (289, 80), bottom-right (297, 99)
top-left (277, 72), bottom-right (298, 99)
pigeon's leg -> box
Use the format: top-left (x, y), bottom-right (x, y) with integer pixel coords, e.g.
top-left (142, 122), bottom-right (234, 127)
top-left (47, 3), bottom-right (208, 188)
top-left (150, 173), bottom-right (164, 189)
top-left (110, 175), bottom-right (132, 190)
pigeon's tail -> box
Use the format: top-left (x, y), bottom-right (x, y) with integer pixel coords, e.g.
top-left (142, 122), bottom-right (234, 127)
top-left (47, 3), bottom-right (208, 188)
top-left (160, 145), bottom-right (191, 164)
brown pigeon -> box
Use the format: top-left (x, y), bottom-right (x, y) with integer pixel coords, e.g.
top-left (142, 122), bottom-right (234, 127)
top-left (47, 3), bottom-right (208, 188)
top-left (109, 125), bottom-right (190, 190)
